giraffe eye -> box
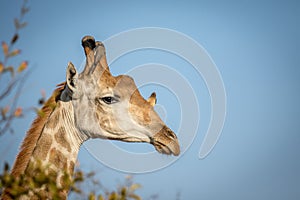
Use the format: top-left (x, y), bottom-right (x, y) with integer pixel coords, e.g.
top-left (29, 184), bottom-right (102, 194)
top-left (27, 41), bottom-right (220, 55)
top-left (101, 96), bottom-right (119, 104)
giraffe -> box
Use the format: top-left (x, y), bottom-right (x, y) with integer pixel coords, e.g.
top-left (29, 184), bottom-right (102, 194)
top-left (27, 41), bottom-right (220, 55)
top-left (1, 36), bottom-right (180, 199)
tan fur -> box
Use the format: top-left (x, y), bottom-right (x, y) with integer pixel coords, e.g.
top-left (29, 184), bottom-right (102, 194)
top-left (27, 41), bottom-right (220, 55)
top-left (130, 90), bottom-right (152, 125)
top-left (54, 127), bottom-right (71, 152)
top-left (10, 83), bottom-right (65, 177)
top-left (46, 105), bottom-right (60, 129)
top-left (49, 148), bottom-right (67, 169)
top-left (31, 133), bottom-right (52, 159)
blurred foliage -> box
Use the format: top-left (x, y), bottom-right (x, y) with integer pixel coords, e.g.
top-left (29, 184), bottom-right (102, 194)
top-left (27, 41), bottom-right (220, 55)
top-left (85, 175), bottom-right (142, 200)
top-left (0, 0), bottom-right (29, 135)
top-left (0, 161), bottom-right (73, 199)
top-left (0, 162), bottom-right (142, 200)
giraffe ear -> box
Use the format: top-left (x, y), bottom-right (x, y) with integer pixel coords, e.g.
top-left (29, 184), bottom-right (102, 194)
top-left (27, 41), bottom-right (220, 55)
top-left (66, 62), bottom-right (78, 91)
top-left (147, 92), bottom-right (157, 107)
top-left (61, 62), bottom-right (78, 101)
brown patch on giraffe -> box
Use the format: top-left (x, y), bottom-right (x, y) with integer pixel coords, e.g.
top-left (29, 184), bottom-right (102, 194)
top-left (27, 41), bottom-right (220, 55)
top-left (129, 90), bottom-right (151, 125)
top-left (98, 69), bottom-right (114, 86)
top-left (99, 118), bottom-right (109, 129)
top-left (47, 168), bottom-right (57, 177)
top-left (49, 148), bottom-right (67, 169)
top-left (98, 117), bottom-right (123, 135)
top-left (54, 127), bottom-right (71, 152)
top-left (95, 100), bottom-right (106, 115)
top-left (32, 133), bottom-right (52, 159)
top-left (46, 104), bottom-right (60, 129)
top-left (112, 75), bottom-right (152, 125)
top-left (10, 83), bottom-right (66, 177)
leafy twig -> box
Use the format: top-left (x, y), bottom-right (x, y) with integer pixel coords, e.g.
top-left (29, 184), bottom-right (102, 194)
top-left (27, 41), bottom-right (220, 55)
top-left (0, 0), bottom-right (30, 136)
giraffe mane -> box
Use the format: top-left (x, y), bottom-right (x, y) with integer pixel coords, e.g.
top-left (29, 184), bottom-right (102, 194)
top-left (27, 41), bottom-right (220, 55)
top-left (11, 83), bottom-right (66, 177)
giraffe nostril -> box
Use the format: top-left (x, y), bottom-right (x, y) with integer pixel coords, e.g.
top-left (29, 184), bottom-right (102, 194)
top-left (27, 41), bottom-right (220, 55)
top-left (168, 132), bottom-right (176, 139)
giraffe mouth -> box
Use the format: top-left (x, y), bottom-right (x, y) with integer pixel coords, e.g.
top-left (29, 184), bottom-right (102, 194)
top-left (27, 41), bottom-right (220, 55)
top-left (152, 140), bottom-right (180, 156)
top-left (151, 126), bottom-right (180, 156)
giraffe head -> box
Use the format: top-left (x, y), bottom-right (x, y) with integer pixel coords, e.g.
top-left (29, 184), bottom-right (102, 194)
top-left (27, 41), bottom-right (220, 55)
top-left (61, 36), bottom-right (180, 156)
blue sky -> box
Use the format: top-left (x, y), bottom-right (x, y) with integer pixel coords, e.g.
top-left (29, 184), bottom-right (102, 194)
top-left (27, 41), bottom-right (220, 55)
top-left (1, 0), bottom-right (299, 199)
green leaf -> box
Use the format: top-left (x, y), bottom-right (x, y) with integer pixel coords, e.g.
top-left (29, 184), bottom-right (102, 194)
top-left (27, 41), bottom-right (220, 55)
top-left (4, 66), bottom-right (15, 77)
top-left (129, 183), bottom-right (141, 191)
top-left (1, 106), bottom-right (10, 119)
top-left (14, 107), bottom-right (23, 117)
top-left (128, 193), bottom-right (142, 200)
top-left (97, 195), bottom-right (104, 200)
top-left (8, 49), bottom-right (21, 57)
top-left (35, 108), bottom-right (45, 117)
top-left (0, 62), bottom-right (4, 73)
top-left (17, 61), bottom-right (28, 73)
top-left (88, 192), bottom-right (96, 200)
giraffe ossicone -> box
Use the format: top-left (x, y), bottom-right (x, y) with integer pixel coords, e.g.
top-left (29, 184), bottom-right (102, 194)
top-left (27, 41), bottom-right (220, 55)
top-left (2, 36), bottom-right (180, 199)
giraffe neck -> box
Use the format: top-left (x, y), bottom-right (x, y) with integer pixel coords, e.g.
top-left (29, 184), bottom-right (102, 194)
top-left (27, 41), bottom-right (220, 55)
top-left (29, 100), bottom-right (87, 174)
top-left (6, 90), bottom-right (88, 199)
top-left (20, 100), bottom-right (86, 199)
top-left (1, 84), bottom-right (90, 199)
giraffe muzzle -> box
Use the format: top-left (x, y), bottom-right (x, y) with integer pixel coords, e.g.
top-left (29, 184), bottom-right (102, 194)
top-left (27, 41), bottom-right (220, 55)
top-left (151, 126), bottom-right (180, 156)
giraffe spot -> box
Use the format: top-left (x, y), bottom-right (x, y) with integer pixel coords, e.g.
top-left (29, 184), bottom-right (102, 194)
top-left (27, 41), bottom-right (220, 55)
top-left (143, 110), bottom-right (151, 124)
top-left (99, 118), bottom-right (109, 129)
top-left (54, 127), bottom-right (71, 152)
top-left (32, 133), bottom-right (52, 159)
top-left (49, 148), bottom-right (67, 169)
top-left (129, 104), bottom-right (151, 125)
top-left (47, 168), bottom-right (57, 177)
top-left (46, 109), bottom-right (60, 129)
top-left (129, 90), bottom-right (152, 125)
